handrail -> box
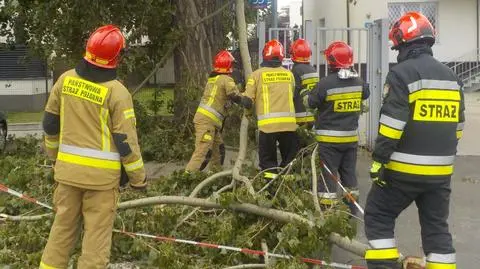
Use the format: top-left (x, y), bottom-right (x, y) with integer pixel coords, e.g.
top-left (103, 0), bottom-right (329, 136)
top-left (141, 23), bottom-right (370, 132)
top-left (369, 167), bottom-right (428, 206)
top-left (446, 48), bottom-right (480, 64)
top-left (446, 48), bottom-right (480, 87)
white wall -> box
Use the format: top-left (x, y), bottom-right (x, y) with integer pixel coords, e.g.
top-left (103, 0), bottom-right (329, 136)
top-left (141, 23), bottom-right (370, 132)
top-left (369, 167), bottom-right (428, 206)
top-left (0, 79), bottom-right (53, 95)
top-left (303, 0), bottom-right (478, 62)
top-left (388, 0), bottom-right (477, 62)
top-left (289, 0), bottom-right (303, 27)
top-left (148, 55), bottom-right (175, 85)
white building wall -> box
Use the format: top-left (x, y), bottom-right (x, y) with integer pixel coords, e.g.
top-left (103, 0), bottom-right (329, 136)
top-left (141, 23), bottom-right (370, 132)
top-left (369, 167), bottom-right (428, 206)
top-left (0, 79), bottom-right (53, 95)
top-left (148, 55), bottom-right (175, 85)
top-left (303, 0), bottom-right (478, 62)
top-left (289, 0), bottom-right (303, 27)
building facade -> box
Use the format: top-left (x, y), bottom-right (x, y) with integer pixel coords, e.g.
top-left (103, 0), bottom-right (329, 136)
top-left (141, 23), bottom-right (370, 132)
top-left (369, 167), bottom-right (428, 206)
top-left (0, 45), bottom-right (52, 112)
top-left (303, 0), bottom-right (480, 63)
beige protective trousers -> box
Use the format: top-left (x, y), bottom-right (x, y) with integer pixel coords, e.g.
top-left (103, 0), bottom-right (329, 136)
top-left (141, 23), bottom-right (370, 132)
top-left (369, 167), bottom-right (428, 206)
top-left (186, 121), bottom-right (224, 172)
top-left (40, 183), bottom-right (118, 269)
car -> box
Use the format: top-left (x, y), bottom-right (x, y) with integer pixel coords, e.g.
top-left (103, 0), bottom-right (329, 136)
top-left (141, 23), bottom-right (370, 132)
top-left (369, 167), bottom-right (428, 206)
top-left (0, 111), bottom-right (7, 152)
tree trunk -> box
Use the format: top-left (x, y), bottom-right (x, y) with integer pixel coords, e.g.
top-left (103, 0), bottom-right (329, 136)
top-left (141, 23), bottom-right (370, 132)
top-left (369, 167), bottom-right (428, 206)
top-left (173, 0), bottom-right (228, 121)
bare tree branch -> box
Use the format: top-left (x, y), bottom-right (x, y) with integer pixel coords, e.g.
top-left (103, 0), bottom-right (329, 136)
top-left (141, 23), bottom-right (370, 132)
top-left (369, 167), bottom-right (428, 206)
top-left (132, 0), bottom-right (234, 95)
top-left (310, 145), bottom-right (323, 216)
top-left (329, 232), bottom-right (368, 257)
top-left (189, 169), bottom-right (233, 198)
top-left (261, 240), bottom-right (270, 266)
top-left (233, 0), bottom-right (256, 197)
top-left (119, 196), bottom-right (315, 226)
top-left (1, 196), bottom-right (369, 258)
top-left (223, 264), bottom-right (266, 269)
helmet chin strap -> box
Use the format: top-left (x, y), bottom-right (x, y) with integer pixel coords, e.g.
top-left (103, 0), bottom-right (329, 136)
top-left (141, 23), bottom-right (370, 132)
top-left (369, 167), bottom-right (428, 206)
top-left (337, 68), bottom-right (359, 79)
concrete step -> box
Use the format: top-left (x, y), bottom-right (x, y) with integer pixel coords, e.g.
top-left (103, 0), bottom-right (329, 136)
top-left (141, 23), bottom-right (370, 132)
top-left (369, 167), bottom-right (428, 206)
top-left (469, 82), bottom-right (480, 92)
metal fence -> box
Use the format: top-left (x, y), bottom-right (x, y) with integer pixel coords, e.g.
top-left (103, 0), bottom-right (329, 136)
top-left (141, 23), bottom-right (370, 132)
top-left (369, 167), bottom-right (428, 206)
top-left (268, 27), bottom-right (303, 56)
top-left (315, 28), bottom-right (369, 79)
top-left (259, 19), bottom-right (390, 150)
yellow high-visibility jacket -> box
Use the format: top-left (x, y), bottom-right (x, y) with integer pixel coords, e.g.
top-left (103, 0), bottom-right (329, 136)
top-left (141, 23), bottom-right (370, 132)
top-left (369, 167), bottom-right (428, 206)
top-left (244, 66), bottom-right (297, 133)
top-left (43, 69), bottom-right (145, 190)
top-left (194, 74), bottom-right (239, 126)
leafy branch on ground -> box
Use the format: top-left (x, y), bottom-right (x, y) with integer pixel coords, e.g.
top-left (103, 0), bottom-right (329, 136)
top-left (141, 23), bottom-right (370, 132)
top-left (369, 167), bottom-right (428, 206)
top-left (0, 135), bottom-right (358, 268)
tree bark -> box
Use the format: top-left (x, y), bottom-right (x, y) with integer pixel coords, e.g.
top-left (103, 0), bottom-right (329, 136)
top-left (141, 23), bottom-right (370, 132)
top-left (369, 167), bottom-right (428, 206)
top-left (1, 196), bottom-right (368, 257)
top-left (173, 0), bottom-right (231, 120)
top-left (233, 0), bottom-right (255, 194)
top-left (119, 196), bottom-right (315, 226)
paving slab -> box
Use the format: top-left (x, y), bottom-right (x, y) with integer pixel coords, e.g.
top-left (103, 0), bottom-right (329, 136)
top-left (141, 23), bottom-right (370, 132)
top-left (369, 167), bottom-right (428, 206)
top-left (457, 91), bottom-right (480, 156)
top-left (332, 154), bottom-right (480, 268)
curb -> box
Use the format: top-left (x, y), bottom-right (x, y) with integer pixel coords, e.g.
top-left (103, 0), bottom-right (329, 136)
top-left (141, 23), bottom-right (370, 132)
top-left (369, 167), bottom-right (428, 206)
top-left (8, 122), bottom-right (42, 131)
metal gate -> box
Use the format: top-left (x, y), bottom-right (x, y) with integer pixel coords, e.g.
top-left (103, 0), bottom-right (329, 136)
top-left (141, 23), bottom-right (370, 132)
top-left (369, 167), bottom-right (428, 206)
top-left (258, 19), bottom-right (389, 150)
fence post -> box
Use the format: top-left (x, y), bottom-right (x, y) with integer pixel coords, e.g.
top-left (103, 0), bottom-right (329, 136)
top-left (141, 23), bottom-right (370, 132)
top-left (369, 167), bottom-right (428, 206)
top-left (304, 20), bottom-right (315, 66)
top-left (258, 21), bottom-right (266, 67)
top-left (367, 19), bottom-right (389, 150)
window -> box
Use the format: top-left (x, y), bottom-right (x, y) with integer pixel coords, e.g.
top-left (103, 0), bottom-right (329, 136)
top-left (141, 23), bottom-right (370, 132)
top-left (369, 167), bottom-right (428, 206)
top-left (388, 2), bottom-right (439, 38)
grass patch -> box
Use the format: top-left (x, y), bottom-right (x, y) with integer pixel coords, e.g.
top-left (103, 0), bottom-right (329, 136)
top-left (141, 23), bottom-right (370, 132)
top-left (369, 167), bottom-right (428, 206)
top-left (6, 111), bottom-right (44, 123)
top-left (4, 88), bottom-right (174, 123)
top-left (133, 87), bottom-right (173, 116)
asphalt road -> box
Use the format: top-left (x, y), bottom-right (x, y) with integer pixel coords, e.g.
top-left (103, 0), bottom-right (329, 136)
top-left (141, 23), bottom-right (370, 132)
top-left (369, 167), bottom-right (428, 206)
top-left (331, 154), bottom-right (480, 268)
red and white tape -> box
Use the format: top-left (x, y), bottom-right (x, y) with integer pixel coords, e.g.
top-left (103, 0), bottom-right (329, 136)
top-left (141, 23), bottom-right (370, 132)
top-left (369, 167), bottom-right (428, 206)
top-left (0, 183), bottom-right (54, 211)
top-left (320, 161), bottom-right (365, 215)
top-left (0, 182), bottom-right (367, 268)
top-left (114, 229), bottom-right (367, 269)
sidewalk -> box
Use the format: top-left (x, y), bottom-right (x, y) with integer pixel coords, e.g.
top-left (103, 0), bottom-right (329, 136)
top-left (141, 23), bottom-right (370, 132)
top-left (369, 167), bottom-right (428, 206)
top-left (8, 122), bottom-right (42, 137)
top-left (457, 91), bottom-right (480, 156)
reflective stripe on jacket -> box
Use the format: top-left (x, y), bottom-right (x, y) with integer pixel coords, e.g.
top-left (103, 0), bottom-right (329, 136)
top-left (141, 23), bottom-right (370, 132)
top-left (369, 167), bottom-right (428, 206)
top-left (244, 66), bottom-right (297, 133)
top-left (372, 45), bottom-right (465, 179)
top-left (307, 72), bottom-right (369, 145)
top-left (43, 69), bottom-right (145, 190)
top-left (292, 63), bottom-right (319, 124)
top-left (194, 74), bottom-right (238, 127)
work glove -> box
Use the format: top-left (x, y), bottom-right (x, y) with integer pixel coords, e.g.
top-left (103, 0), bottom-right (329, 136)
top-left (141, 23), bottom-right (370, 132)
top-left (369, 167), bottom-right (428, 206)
top-left (229, 94), bottom-right (242, 105)
top-left (302, 93), bottom-right (311, 110)
top-left (130, 177), bottom-right (148, 191)
top-left (370, 161), bottom-right (387, 187)
top-left (120, 166), bottom-right (129, 188)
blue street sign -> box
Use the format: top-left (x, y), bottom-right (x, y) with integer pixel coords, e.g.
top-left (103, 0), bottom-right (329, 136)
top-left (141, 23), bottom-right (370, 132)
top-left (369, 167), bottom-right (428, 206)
top-left (248, 0), bottom-right (270, 9)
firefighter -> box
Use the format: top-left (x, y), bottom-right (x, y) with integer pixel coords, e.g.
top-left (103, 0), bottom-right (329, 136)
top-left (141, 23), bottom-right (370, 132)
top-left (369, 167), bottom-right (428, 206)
top-left (40, 25), bottom-right (146, 269)
top-left (290, 38), bottom-right (318, 126)
top-left (242, 39), bottom-right (299, 179)
top-left (364, 12), bottom-right (464, 269)
top-left (185, 50), bottom-right (244, 172)
top-left (290, 39), bottom-right (319, 152)
top-left (306, 41), bottom-right (369, 209)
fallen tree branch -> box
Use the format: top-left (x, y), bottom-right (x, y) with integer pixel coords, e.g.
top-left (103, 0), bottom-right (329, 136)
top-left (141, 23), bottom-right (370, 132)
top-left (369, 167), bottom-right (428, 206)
top-left (1, 196), bottom-right (368, 258)
top-left (119, 196), bottom-right (314, 226)
top-left (0, 213), bottom-right (52, 221)
top-left (189, 169), bottom-right (233, 198)
top-left (233, 116), bottom-right (255, 196)
top-left (329, 232), bottom-right (368, 257)
top-left (261, 239), bottom-right (270, 266)
top-left (178, 179), bottom-right (235, 229)
top-left (232, 0), bottom-right (256, 197)
top-left (310, 144), bottom-right (323, 216)
top-left (223, 264), bottom-right (265, 269)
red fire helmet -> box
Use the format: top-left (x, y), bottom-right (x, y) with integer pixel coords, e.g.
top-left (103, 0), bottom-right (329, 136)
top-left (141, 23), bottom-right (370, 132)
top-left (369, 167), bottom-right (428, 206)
top-left (324, 41), bottom-right (353, 69)
top-left (213, 50), bottom-right (235, 74)
top-left (263, 39), bottom-right (285, 61)
top-left (290, 38), bottom-right (312, 63)
top-left (389, 12), bottom-right (435, 50)
top-left (84, 25), bottom-right (126, 69)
